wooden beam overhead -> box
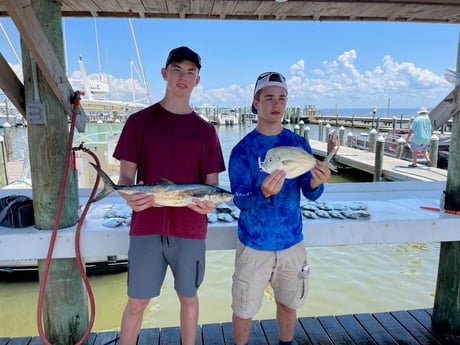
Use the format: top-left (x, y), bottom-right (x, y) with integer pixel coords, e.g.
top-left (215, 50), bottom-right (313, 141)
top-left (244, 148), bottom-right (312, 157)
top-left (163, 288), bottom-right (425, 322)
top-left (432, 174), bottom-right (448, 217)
top-left (2, 0), bottom-right (86, 131)
top-left (0, 1), bottom-right (458, 24)
top-left (0, 53), bottom-right (25, 115)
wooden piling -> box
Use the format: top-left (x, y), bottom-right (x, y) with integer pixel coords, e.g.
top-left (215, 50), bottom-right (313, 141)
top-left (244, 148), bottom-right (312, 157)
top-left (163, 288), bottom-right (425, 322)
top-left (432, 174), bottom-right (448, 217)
top-left (20, 0), bottom-right (86, 343)
top-left (3, 124), bottom-right (13, 161)
top-left (0, 137), bottom-right (8, 186)
top-left (430, 135), bottom-right (439, 168)
top-left (373, 136), bottom-right (384, 182)
top-left (432, 27), bottom-right (460, 333)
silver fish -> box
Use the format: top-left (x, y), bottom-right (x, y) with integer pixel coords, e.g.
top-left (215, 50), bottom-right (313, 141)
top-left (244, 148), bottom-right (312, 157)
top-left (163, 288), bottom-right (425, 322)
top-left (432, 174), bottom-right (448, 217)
top-left (89, 163), bottom-right (234, 206)
top-left (261, 145), bottom-right (338, 179)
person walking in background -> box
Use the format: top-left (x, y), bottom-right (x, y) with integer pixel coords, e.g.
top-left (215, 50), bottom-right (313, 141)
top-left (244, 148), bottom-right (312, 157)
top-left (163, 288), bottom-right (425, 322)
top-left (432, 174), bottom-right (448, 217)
top-left (113, 46), bottom-right (226, 345)
top-left (228, 72), bottom-right (331, 345)
top-left (406, 106), bottom-right (433, 167)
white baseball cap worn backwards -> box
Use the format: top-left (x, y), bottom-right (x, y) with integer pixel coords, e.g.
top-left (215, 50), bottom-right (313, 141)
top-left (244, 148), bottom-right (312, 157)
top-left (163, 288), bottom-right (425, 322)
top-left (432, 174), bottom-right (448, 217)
top-left (252, 72), bottom-right (288, 114)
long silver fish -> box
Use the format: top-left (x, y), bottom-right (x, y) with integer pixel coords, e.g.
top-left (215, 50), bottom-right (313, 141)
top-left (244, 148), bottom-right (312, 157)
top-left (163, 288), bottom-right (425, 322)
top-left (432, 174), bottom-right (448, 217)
top-left (261, 145), bottom-right (339, 178)
top-left (89, 163), bottom-right (233, 206)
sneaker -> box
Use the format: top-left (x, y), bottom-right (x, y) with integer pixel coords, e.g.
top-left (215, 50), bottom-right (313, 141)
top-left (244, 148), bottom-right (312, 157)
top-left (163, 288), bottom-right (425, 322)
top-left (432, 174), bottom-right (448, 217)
top-left (408, 163), bottom-right (418, 168)
top-left (426, 161), bottom-right (433, 167)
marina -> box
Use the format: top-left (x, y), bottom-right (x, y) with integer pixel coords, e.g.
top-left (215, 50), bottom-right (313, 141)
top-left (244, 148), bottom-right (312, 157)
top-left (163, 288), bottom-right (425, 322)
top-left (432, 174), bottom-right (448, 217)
top-left (0, 124), bottom-right (452, 338)
top-left (1, 0), bottom-right (460, 343)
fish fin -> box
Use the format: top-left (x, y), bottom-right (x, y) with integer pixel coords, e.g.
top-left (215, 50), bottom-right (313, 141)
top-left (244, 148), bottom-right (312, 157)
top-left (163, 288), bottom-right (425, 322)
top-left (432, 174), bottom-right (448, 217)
top-left (324, 145), bottom-right (339, 172)
top-left (327, 161), bottom-right (338, 173)
top-left (324, 145), bottom-right (339, 163)
top-left (160, 177), bottom-right (175, 185)
top-left (89, 162), bottom-right (116, 202)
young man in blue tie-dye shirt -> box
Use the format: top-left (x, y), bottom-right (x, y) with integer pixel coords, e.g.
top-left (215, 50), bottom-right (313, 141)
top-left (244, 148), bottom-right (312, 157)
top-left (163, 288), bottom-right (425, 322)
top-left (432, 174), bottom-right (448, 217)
top-left (229, 72), bottom-right (331, 345)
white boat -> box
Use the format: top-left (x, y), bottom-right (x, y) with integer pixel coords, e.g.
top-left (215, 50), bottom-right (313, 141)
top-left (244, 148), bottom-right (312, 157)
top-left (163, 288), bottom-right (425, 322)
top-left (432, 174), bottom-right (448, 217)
top-left (70, 56), bottom-right (148, 123)
top-left (0, 99), bottom-right (24, 128)
top-left (215, 108), bottom-right (238, 125)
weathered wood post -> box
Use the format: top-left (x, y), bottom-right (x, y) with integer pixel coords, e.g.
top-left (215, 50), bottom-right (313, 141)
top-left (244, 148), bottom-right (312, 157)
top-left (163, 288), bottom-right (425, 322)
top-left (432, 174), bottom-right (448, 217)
top-left (0, 136), bottom-right (7, 186)
top-left (432, 28), bottom-right (460, 334)
top-left (18, 0), bottom-right (87, 343)
top-left (430, 134), bottom-right (439, 168)
top-left (373, 136), bottom-right (384, 182)
top-left (3, 123), bottom-right (13, 161)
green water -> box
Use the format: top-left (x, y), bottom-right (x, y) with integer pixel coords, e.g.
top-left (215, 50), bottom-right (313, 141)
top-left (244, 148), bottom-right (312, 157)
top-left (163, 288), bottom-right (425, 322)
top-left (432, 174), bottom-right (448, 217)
top-left (0, 242), bottom-right (438, 336)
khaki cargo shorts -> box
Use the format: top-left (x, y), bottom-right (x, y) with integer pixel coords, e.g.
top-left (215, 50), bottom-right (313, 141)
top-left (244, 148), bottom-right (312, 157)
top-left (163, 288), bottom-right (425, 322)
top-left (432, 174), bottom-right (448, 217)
top-left (231, 240), bottom-right (310, 319)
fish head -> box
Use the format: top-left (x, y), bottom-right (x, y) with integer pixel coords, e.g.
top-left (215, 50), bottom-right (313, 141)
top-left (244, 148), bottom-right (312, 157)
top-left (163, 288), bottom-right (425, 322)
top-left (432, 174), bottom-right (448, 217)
top-left (261, 146), bottom-right (316, 179)
top-left (261, 148), bottom-right (285, 174)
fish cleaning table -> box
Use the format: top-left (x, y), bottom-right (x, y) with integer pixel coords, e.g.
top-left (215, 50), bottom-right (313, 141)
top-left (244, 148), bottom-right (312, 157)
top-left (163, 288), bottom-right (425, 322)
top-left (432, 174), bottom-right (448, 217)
top-left (0, 181), bottom-right (458, 261)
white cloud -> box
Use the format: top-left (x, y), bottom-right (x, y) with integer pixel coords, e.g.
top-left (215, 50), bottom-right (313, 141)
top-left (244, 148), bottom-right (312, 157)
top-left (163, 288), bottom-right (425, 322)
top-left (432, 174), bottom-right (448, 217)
top-left (4, 50), bottom-right (451, 110)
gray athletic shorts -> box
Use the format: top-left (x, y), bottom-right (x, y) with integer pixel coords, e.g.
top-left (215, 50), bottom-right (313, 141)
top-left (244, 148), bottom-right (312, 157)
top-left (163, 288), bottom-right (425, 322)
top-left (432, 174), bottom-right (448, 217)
top-left (231, 240), bottom-right (310, 319)
top-left (127, 234), bottom-right (205, 299)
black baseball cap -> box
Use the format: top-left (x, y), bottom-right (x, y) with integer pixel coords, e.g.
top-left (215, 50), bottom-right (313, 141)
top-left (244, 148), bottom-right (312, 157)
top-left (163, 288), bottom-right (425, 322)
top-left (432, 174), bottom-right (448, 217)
top-left (165, 46), bottom-right (201, 70)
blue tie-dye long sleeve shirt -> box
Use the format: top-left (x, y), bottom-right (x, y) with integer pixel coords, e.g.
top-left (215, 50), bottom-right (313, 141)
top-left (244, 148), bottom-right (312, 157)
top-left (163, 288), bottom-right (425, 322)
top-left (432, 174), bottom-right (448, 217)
top-left (228, 128), bottom-right (324, 251)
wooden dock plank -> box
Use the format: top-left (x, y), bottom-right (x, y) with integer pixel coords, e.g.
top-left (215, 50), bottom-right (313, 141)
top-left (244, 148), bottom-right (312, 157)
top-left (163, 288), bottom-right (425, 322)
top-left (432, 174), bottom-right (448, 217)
top-left (221, 322), bottom-right (234, 345)
top-left (353, 313), bottom-right (398, 345)
top-left (408, 309), bottom-right (460, 344)
top-left (291, 320), bottom-right (313, 345)
top-left (390, 310), bottom-right (443, 345)
top-left (317, 315), bottom-right (356, 344)
top-left (247, 321), bottom-right (268, 345)
top-left (159, 326), bottom-right (181, 345)
top-left (137, 328), bottom-right (159, 345)
top-left (298, 316), bottom-right (333, 344)
top-left (373, 311), bottom-right (423, 344)
top-left (93, 330), bottom-right (118, 345)
top-left (336, 314), bottom-right (378, 345)
top-left (259, 319), bottom-right (279, 344)
top-left (3, 309), bottom-right (460, 344)
top-left (201, 323), bottom-right (224, 345)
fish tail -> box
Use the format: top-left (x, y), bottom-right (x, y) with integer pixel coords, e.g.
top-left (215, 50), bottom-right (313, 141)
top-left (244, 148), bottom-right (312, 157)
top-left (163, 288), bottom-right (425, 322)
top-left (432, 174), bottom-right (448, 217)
top-left (324, 145), bottom-right (339, 172)
top-left (327, 161), bottom-right (338, 173)
top-left (89, 162), bottom-right (116, 202)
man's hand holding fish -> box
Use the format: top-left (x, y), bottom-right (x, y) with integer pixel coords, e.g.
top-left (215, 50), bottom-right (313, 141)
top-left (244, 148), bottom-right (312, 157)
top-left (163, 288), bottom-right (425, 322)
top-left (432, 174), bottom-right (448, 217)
top-left (309, 161), bottom-right (331, 190)
top-left (260, 169), bottom-right (287, 198)
top-left (120, 189), bottom-right (156, 212)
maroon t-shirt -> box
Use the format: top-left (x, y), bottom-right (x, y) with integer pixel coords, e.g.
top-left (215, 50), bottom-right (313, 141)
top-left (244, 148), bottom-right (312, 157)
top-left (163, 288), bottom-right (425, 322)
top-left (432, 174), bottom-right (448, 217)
top-left (113, 103), bottom-right (226, 239)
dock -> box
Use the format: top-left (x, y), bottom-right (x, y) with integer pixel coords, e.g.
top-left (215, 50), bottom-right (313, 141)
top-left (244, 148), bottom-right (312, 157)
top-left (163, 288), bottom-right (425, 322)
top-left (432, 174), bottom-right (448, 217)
top-left (309, 139), bottom-right (447, 182)
top-left (1, 308), bottom-right (459, 344)
top-left (305, 114), bottom-right (411, 131)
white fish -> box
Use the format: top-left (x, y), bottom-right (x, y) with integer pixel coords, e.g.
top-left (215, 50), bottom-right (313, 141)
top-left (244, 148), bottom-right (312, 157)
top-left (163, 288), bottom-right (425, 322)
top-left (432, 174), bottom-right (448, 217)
top-left (261, 145), bottom-right (339, 179)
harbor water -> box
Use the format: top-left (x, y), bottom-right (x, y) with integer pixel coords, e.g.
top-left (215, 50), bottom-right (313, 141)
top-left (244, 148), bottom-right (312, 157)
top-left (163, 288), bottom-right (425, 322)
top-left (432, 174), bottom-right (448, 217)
top-left (0, 108), bottom-right (440, 337)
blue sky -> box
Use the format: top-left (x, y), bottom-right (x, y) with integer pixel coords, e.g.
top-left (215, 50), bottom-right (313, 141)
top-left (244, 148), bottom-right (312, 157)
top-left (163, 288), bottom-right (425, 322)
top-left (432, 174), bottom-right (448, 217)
top-left (1, 17), bottom-right (459, 110)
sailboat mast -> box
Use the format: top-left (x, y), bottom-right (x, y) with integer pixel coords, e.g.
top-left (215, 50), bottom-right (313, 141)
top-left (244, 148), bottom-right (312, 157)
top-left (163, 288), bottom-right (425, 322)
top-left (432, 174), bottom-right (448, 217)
top-left (128, 18), bottom-right (152, 104)
top-left (0, 22), bottom-right (21, 64)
